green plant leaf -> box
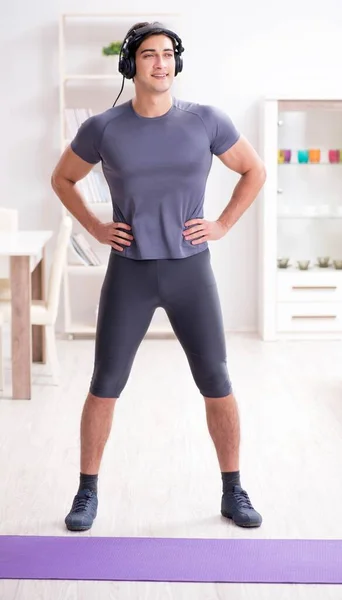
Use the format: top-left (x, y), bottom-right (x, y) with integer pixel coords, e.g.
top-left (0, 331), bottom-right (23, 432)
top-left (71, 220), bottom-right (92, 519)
top-left (102, 41), bottom-right (122, 56)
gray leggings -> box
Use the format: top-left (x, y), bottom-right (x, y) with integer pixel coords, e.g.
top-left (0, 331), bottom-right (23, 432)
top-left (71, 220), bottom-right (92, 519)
top-left (90, 248), bottom-right (233, 399)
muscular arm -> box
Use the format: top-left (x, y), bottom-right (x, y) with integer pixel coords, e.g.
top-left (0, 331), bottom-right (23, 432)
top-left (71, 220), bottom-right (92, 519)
top-left (216, 135), bottom-right (266, 232)
top-left (51, 146), bottom-right (102, 237)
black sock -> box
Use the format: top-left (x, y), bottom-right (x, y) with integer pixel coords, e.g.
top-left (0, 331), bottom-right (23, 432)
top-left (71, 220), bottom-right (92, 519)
top-left (221, 471), bottom-right (241, 494)
top-left (78, 472), bottom-right (98, 494)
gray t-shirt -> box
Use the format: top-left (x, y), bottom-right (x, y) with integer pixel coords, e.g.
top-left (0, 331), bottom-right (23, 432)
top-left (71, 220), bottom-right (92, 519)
top-left (71, 97), bottom-right (240, 260)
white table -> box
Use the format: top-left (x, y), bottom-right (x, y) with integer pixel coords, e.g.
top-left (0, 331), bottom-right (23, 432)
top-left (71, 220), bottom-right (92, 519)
top-left (0, 231), bottom-right (53, 399)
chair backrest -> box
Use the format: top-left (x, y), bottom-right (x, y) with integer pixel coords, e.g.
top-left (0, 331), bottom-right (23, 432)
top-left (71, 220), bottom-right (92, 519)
top-left (0, 207), bottom-right (18, 231)
top-left (47, 216), bottom-right (72, 322)
top-left (0, 208), bottom-right (18, 278)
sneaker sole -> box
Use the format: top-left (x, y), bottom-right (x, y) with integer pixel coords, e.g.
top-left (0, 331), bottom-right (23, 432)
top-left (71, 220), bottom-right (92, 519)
top-left (65, 524), bottom-right (93, 531)
top-left (221, 510), bottom-right (262, 528)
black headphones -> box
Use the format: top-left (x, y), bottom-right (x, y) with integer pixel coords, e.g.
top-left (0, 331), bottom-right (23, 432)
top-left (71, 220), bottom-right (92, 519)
top-left (118, 22), bottom-right (184, 80)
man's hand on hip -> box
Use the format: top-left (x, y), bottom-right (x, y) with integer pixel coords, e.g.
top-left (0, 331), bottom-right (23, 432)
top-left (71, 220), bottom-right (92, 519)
top-left (93, 221), bottom-right (134, 251)
top-left (183, 219), bottom-right (228, 245)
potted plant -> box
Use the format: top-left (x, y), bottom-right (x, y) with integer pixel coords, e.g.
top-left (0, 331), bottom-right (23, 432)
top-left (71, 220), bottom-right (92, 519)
top-left (102, 41), bottom-right (122, 56)
top-left (102, 41), bottom-right (122, 72)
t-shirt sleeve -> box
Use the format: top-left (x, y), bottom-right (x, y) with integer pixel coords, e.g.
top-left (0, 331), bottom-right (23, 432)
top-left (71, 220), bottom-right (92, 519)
top-left (70, 117), bottom-right (102, 164)
top-left (203, 105), bottom-right (240, 156)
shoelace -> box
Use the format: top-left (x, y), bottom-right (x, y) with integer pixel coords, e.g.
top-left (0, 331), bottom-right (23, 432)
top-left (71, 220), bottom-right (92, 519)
top-left (73, 491), bottom-right (94, 513)
top-left (232, 488), bottom-right (253, 510)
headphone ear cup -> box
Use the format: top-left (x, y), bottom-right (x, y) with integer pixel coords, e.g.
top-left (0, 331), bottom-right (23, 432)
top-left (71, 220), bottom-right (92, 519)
top-left (175, 55), bottom-right (183, 76)
top-left (118, 56), bottom-right (128, 78)
top-left (119, 55), bottom-right (136, 79)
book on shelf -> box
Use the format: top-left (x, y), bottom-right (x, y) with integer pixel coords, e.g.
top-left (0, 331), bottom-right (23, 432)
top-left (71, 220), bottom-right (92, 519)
top-left (75, 172), bottom-right (110, 204)
top-left (65, 107), bottom-right (110, 205)
top-left (69, 233), bottom-right (102, 266)
top-left (92, 172), bottom-right (111, 203)
top-left (64, 108), bottom-right (93, 138)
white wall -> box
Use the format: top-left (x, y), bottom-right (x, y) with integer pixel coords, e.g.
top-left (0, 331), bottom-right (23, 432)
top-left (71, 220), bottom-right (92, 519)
top-left (2, 0), bottom-right (342, 332)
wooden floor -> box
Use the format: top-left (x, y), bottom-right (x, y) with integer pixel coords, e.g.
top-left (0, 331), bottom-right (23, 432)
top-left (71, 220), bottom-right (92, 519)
top-left (0, 331), bottom-right (341, 598)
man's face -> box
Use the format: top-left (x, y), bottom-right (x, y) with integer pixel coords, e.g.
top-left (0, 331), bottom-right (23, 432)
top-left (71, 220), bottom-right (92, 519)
top-left (134, 34), bottom-right (175, 93)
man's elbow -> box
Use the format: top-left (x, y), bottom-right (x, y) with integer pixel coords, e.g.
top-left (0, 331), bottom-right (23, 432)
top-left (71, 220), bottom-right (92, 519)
top-left (50, 168), bottom-right (62, 192)
top-left (252, 163), bottom-right (266, 190)
top-left (245, 160), bottom-right (266, 183)
top-left (50, 171), bottom-right (57, 191)
top-left (51, 171), bottom-right (72, 193)
top-left (257, 160), bottom-right (267, 183)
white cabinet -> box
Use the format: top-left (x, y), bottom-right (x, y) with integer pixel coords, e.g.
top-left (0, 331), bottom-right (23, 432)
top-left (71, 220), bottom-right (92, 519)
top-left (258, 96), bottom-right (342, 340)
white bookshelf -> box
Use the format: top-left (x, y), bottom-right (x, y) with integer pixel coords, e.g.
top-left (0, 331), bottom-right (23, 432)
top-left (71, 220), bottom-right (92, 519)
top-left (258, 94), bottom-right (342, 340)
top-left (63, 74), bottom-right (122, 81)
top-left (59, 12), bottom-right (181, 338)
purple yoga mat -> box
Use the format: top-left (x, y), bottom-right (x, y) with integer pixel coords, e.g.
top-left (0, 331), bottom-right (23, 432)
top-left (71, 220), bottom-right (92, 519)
top-left (0, 536), bottom-right (341, 583)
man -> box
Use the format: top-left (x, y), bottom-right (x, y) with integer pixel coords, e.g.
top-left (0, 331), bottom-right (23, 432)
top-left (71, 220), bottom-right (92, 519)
top-left (51, 21), bottom-right (266, 532)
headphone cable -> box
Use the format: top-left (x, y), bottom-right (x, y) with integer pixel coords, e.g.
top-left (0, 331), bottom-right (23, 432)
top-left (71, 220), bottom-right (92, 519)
top-left (112, 75), bottom-right (126, 107)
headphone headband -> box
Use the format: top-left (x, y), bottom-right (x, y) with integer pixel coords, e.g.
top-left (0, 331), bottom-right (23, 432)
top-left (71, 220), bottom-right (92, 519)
top-left (125, 23), bottom-right (184, 55)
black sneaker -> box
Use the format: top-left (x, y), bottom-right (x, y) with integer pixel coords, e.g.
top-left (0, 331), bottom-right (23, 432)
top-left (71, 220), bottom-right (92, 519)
top-left (65, 489), bottom-right (98, 531)
top-left (221, 485), bottom-right (262, 528)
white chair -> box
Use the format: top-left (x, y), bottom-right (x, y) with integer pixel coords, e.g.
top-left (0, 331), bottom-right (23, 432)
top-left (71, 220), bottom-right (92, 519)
top-left (0, 216), bottom-right (72, 385)
top-left (0, 208), bottom-right (18, 300)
